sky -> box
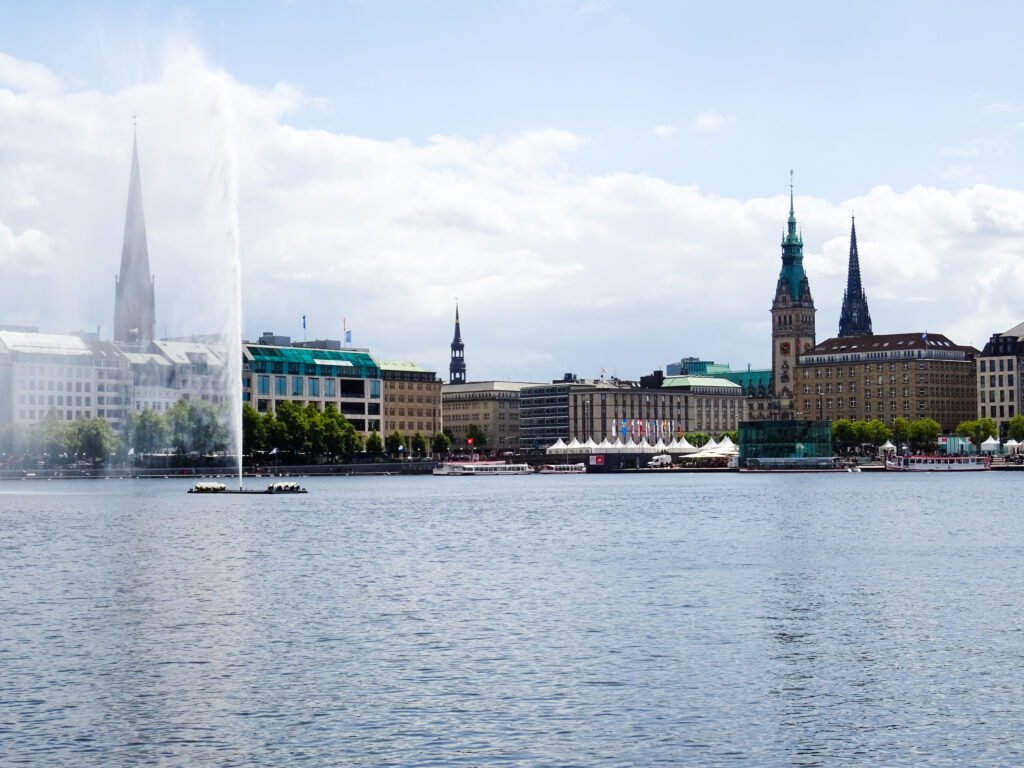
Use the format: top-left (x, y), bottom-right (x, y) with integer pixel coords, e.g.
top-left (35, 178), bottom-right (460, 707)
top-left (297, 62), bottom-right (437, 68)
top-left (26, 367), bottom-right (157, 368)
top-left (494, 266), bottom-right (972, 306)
top-left (1, 1), bottom-right (1024, 383)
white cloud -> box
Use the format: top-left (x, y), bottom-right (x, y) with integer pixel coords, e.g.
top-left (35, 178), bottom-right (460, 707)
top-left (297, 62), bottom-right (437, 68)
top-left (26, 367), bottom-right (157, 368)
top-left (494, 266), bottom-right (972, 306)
top-left (576, 0), bottom-right (611, 17)
top-left (941, 138), bottom-right (984, 158)
top-left (651, 125), bottom-right (677, 138)
top-left (1, 45), bottom-right (1022, 380)
top-left (693, 109), bottom-right (731, 133)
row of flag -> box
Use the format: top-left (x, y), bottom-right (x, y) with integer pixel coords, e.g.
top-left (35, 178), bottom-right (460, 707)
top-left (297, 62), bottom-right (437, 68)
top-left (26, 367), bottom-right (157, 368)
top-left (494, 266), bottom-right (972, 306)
top-left (301, 315), bottom-right (351, 344)
top-left (612, 419), bottom-right (683, 440)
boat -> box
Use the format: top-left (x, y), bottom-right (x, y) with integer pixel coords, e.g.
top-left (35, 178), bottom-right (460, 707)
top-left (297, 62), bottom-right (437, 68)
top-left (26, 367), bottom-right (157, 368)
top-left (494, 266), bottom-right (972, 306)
top-left (885, 455), bottom-right (991, 472)
top-left (432, 460), bottom-right (533, 476)
top-left (741, 457), bottom-right (861, 473)
top-left (536, 463), bottom-right (587, 474)
top-left (188, 480), bottom-right (308, 494)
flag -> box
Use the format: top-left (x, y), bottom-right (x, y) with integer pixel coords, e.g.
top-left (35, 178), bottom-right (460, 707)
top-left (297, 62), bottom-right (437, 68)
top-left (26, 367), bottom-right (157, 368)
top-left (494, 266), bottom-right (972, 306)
top-left (127, 448), bottom-right (135, 456)
top-left (345, 330), bottom-right (352, 343)
top-left (302, 315), bottom-right (306, 329)
top-left (269, 447), bottom-right (278, 455)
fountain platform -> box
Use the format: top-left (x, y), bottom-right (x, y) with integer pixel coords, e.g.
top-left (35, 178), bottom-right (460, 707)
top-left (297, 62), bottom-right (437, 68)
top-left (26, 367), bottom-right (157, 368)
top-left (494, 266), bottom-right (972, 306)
top-left (189, 481), bottom-right (307, 495)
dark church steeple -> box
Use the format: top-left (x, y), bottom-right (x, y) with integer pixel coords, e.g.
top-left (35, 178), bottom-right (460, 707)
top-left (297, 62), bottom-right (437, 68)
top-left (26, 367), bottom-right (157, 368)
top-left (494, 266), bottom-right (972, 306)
top-left (114, 128), bottom-right (156, 345)
top-left (837, 216), bottom-right (873, 337)
top-left (449, 303), bottom-right (466, 384)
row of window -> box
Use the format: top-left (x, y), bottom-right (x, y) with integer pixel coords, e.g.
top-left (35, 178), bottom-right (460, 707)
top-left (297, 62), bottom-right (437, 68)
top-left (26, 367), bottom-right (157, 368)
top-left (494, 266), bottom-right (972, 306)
top-left (982, 389), bottom-right (1015, 403)
top-left (980, 359), bottom-right (1015, 372)
top-left (980, 404), bottom-right (1015, 418)
top-left (981, 374), bottom-right (1015, 388)
top-left (19, 394), bottom-right (95, 407)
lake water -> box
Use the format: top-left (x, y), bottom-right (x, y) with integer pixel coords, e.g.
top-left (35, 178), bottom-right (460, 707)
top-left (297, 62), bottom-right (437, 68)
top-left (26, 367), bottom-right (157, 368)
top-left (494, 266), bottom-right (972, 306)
top-left (2, 472), bottom-right (1023, 766)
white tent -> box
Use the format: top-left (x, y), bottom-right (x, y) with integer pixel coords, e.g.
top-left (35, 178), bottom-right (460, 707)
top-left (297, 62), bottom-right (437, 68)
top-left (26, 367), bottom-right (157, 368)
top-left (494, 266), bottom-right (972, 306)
top-left (1005, 438), bottom-right (1020, 454)
top-left (981, 435), bottom-right (1000, 452)
top-left (654, 438), bottom-right (668, 452)
top-left (623, 437), bottom-right (638, 452)
top-left (703, 437), bottom-right (719, 450)
top-left (546, 438), bottom-right (567, 454)
top-left (566, 437), bottom-right (584, 452)
top-left (598, 437), bottom-right (613, 451)
top-left (673, 436), bottom-right (698, 454)
top-left (879, 439), bottom-right (896, 453)
top-left (582, 437), bottom-right (598, 452)
top-left (717, 435), bottom-right (736, 451)
top-left (611, 437), bottom-right (624, 453)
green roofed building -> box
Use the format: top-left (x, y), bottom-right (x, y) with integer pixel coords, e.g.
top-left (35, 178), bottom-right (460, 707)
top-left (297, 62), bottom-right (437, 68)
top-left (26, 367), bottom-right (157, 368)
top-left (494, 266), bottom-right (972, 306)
top-left (243, 341), bottom-right (382, 435)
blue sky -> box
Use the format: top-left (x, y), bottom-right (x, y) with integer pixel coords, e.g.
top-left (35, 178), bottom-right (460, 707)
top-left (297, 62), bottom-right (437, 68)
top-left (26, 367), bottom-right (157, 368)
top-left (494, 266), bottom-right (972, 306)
top-left (1, 1), bottom-right (1023, 380)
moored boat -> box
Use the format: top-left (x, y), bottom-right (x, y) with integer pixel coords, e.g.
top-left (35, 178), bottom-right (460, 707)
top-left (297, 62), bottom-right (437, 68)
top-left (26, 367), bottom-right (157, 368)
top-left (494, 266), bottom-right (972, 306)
top-left (885, 455), bottom-right (991, 472)
top-left (432, 460), bottom-right (533, 476)
top-left (536, 463), bottom-right (587, 474)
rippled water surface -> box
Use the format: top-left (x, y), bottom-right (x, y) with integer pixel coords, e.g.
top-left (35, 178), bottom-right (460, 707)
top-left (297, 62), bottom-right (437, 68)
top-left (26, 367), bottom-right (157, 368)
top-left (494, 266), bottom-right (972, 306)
top-left (3, 472), bottom-right (1024, 766)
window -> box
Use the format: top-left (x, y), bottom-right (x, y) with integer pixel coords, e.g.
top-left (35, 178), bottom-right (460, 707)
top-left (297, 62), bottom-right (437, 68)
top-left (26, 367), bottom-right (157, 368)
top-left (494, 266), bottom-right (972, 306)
top-left (980, 360), bottom-right (987, 372)
top-left (275, 376), bottom-right (287, 395)
top-left (324, 379), bottom-right (336, 398)
top-left (309, 378), bottom-right (320, 397)
top-left (258, 375), bottom-right (270, 395)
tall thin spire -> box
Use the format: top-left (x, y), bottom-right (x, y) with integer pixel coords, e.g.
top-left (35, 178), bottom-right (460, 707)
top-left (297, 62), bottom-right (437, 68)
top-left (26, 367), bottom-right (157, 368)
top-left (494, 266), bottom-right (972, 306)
top-left (449, 301), bottom-right (466, 384)
top-left (114, 128), bottom-right (156, 344)
top-left (838, 216), bottom-right (873, 337)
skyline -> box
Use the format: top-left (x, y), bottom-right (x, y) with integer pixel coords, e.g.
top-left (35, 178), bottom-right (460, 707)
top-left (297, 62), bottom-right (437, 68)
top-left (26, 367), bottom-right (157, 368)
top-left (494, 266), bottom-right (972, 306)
top-left (2, 2), bottom-right (1024, 382)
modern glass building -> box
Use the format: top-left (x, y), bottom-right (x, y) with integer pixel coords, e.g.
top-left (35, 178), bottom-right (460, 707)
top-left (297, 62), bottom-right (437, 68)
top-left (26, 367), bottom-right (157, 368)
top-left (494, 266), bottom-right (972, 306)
top-left (738, 419), bottom-right (832, 465)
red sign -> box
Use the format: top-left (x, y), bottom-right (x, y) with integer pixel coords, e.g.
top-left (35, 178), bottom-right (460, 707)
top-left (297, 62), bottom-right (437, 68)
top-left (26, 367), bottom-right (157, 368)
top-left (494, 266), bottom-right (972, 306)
top-left (467, 438), bottom-right (474, 445)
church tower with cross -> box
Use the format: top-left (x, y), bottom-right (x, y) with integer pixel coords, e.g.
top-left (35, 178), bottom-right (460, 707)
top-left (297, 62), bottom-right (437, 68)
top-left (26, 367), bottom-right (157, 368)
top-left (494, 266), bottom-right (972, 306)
top-left (449, 302), bottom-right (466, 384)
top-left (769, 173), bottom-right (816, 418)
top-left (837, 216), bottom-right (873, 337)
top-left (113, 125), bottom-right (156, 345)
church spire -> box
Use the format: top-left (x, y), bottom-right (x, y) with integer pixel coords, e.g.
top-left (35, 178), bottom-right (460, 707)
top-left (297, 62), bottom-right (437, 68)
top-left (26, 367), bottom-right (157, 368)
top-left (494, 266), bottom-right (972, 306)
top-left (113, 128), bottom-right (156, 345)
top-left (449, 301), bottom-right (466, 384)
top-left (838, 216), bottom-right (873, 337)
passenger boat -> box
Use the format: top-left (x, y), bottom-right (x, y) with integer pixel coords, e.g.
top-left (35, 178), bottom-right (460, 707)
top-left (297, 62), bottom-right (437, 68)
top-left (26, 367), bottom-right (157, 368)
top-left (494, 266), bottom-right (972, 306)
top-left (885, 455), bottom-right (991, 472)
top-left (741, 457), bottom-right (860, 473)
top-left (432, 460), bottom-right (533, 476)
top-left (188, 480), bottom-right (308, 494)
top-left (536, 463), bottom-right (587, 474)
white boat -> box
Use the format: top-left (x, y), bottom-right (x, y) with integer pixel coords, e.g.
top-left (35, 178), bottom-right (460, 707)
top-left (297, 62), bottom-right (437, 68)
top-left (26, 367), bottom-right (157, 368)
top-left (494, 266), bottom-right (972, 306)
top-left (432, 460), bottom-right (533, 476)
top-left (885, 455), bottom-right (991, 472)
top-left (536, 463), bottom-right (586, 474)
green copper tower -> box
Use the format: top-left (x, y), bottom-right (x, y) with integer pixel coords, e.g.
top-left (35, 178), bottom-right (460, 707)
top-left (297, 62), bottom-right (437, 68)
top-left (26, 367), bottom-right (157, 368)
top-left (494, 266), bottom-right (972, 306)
top-left (770, 172), bottom-right (816, 418)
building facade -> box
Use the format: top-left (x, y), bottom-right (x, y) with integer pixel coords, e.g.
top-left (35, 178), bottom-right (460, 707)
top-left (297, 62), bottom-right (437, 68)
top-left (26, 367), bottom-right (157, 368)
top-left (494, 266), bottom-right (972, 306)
top-left (976, 321), bottom-right (1024, 432)
top-left (796, 333), bottom-right (977, 432)
top-left (243, 342), bottom-right (382, 435)
top-left (442, 381), bottom-right (533, 451)
top-left (379, 361), bottom-right (442, 441)
top-left (0, 331), bottom-right (133, 436)
top-left (519, 373), bottom-right (745, 450)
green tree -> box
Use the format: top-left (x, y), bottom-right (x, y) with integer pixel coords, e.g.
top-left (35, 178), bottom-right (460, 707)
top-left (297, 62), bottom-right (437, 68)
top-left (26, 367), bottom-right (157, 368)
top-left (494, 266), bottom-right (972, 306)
top-left (431, 431), bottom-right (451, 456)
top-left (909, 417), bottom-right (941, 453)
top-left (685, 432), bottom-right (709, 448)
top-left (892, 418), bottom-right (911, 451)
top-left (956, 418), bottom-right (998, 451)
top-left (71, 418), bottom-right (120, 464)
top-left (135, 407), bottom-right (169, 456)
top-left (464, 423), bottom-right (488, 450)
top-left (39, 410), bottom-right (70, 463)
top-left (410, 431), bottom-right (428, 458)
top-left (1007, 414), bottom-right (1024, 442)
top-left (864, 419), bottom-right (892, 446)
top-left (321, 405), bottom-right (361, 461)
top-left (242, 403), bottom-right (267, 454)
top-left (275, 401), bottom-right (310, 454)
top-left (385, 429), bottom-right (406, 458)
top-left (166, 398), bottom-right (229, 455)
top-left (263, 411), bottom-right (287, 454)
top-left (304, 404), bottom-right (326, 457)
top-left (832, 419), bottom-right (857, 453)
top-left (365, 430), bottom-right (384, 458)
